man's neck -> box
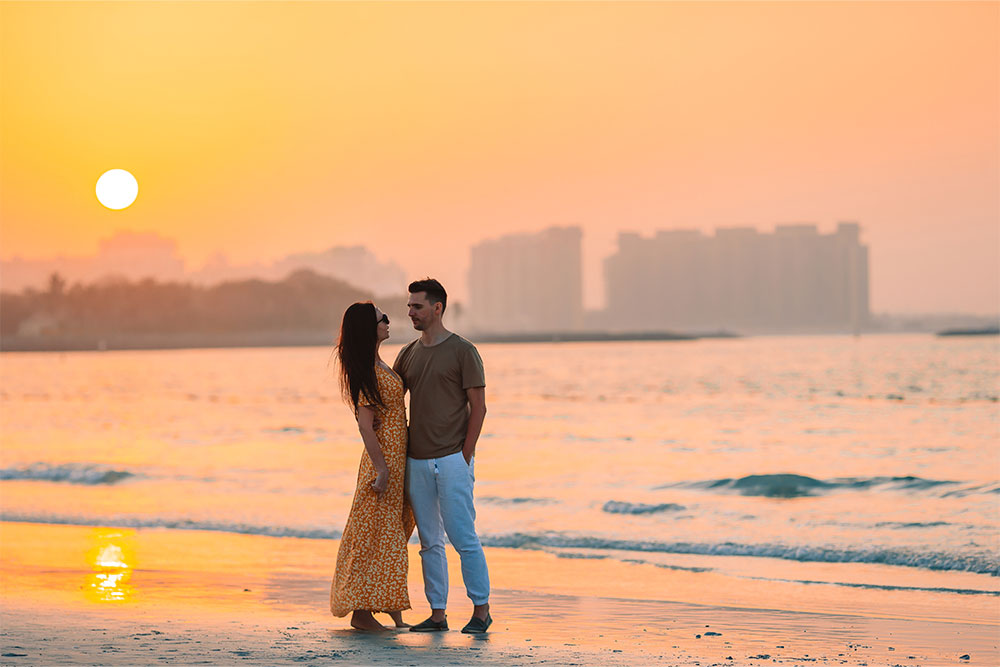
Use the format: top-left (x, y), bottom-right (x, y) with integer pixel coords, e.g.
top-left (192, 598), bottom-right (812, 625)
top-left (419, 323), bottom-right (452, 347)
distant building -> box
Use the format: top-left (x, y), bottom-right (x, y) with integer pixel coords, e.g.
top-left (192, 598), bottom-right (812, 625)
top-left (190, 246), bottom-right (407, 296)
top-left (604, 222), bottom-right (870, 333)
top-left (257, 245), bottom-right (405, 296)
top-left (468, 226), bottom-right (583, 333)
top-left (95, 232), bottom-right (187, 281)
top-left (2, 234), bottom-right (406, 298)
top-left (0, 231), bottom-right (186, 291)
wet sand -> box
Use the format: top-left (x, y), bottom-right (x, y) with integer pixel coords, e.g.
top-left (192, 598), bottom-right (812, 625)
top-left (1, 521), bottom-right (996, 665)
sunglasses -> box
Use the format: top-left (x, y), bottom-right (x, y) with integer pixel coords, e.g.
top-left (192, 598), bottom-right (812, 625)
top-left (378, 313), bottom-right (389, 325)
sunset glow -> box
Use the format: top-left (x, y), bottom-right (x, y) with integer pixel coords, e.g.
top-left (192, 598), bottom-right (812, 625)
top-left (0, 1), bottom-right (996, 313)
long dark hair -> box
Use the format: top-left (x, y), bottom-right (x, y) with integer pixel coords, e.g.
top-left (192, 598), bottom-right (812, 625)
top-left (336, 302), bottom-right (383, 411)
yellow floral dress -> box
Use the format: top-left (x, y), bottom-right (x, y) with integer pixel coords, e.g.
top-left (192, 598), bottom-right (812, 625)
top-left (330, 364), bottom-right (415, 616)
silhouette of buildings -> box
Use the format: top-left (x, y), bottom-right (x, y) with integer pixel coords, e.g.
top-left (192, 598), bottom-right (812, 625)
top-left (272, 246), bottom-right (406, 297)
top-left (3, 223), bottom-right (874, 336)
top-left (468, 226), bottom-right (583, 333)
top-left (1, 232), bottom-right (187, 291)
top-left (194, 245), bottom-right (406, 297)
top-left (604, 222), bottom-right (870, 333)
top-left (1, 232), bottom-right (406, 298)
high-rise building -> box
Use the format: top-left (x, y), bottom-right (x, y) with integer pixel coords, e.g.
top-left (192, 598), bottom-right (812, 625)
top-left (467, 226), bottom-right (583, 333)
top-left (0, 231), bottom-right (187, 291)
top-left (270, 246), bottom-right (407, 296)
top-left (604, 222), bottom-right (870, 333)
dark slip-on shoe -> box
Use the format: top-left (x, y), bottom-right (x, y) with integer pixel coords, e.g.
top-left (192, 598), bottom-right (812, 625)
top-left (461, 613), bottom-right (493, 634)
top-left (409, 616), bottom-right (448, 632)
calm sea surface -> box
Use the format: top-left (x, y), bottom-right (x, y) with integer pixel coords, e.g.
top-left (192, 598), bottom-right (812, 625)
top-left (2, 335), bottom-right (998, 597)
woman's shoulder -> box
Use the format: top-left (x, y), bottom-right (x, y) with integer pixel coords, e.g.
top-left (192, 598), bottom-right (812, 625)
top-left (376, 362), bottom-right (403, 384)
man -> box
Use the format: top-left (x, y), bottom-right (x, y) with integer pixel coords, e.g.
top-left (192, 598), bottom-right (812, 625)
top-left (393, 278), bottom-right (492, 634)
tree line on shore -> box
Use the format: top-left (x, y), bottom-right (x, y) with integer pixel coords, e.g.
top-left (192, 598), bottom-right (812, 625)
top-left (0, 270), bottom-right (401, 341)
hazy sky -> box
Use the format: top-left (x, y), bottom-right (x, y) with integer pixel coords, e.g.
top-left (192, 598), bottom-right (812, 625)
top-left (1, 1), bottom-right (997, 313)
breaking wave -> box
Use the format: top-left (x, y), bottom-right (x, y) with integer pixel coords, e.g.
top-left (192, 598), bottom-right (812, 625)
top-left (478, 496), bottom-right (556, 505)
top-left (0, 512), bottom-right (343, 540)
top-left (602, 501), bottom-right (685, 514)
top-left (664, 474), bottom-right (971, 498)
top-left (0, 463), bottom-right (136, 485)
top-left (478, 532), bottom-right (1000, 576)
top-left (2, 514), bottom-right (995, 576)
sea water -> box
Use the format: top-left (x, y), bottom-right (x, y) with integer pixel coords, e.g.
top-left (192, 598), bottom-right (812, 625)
top-left (1, 334), bottom-right (997, 599)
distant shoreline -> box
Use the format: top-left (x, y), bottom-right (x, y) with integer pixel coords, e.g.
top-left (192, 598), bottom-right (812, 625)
top-left (0, 330), bottom-right (738, 352)
top-left (466, 331), bottom-right (720, 344)
top-left (935, 326), bottom-right (1000, 337)
top-left (8, 327), bottom-right (999, 352)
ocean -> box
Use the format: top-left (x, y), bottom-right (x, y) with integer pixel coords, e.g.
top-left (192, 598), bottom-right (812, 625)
top-left (1, 334), bottom-right (997, 600)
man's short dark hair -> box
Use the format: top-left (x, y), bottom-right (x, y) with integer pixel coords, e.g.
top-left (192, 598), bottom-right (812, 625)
top-left (408, 278), bottom-right (447, 314)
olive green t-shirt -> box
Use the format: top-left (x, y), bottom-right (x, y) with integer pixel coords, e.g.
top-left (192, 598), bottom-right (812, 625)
top-left (393, 333), bottom-right (486, 460)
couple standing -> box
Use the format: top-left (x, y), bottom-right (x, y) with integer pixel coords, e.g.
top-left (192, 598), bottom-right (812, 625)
top-left (329, 278), bottom-right (492, 634)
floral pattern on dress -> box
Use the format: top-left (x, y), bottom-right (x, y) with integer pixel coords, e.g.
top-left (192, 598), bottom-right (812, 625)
top-left (330, 365), bottom-right (416, 616)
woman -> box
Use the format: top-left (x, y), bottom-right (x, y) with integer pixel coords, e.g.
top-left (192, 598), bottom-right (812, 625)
top-left (330, 302), bottom-right (415, 631)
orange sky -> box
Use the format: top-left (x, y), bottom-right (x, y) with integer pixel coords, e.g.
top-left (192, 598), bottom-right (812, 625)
top-left (1, 1), bottom-right (997, 313)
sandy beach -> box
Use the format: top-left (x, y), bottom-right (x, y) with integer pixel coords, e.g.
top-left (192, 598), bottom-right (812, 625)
top-left (1, 521), bottom-right (995, 666)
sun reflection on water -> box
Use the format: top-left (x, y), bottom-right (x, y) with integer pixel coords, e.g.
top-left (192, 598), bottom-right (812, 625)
top-left (84, 528), bottom-right (135, 603)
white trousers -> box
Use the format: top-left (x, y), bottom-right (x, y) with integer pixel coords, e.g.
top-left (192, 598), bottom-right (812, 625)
top-left (406, 452), bottom-right (490, 608)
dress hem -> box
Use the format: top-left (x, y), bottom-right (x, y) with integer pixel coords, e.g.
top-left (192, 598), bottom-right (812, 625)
top-left (330, 603), bottom-right (412, 618)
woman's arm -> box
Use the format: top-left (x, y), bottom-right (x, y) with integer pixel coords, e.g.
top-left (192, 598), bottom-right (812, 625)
top-left (357, 405), bottom-right (389, 497)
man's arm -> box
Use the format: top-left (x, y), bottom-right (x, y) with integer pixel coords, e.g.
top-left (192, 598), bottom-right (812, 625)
top-left (462, 386), bottom-right (487, 464)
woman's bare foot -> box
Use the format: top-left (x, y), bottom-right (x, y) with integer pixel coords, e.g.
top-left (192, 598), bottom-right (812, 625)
top-left (387, 611), bottom-right (410, 628)
top-left (350, 610), bottom-right (388, 632)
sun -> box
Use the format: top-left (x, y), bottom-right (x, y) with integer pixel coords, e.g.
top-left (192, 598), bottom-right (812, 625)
top-left (95, 169), bottom-right (139, 210)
